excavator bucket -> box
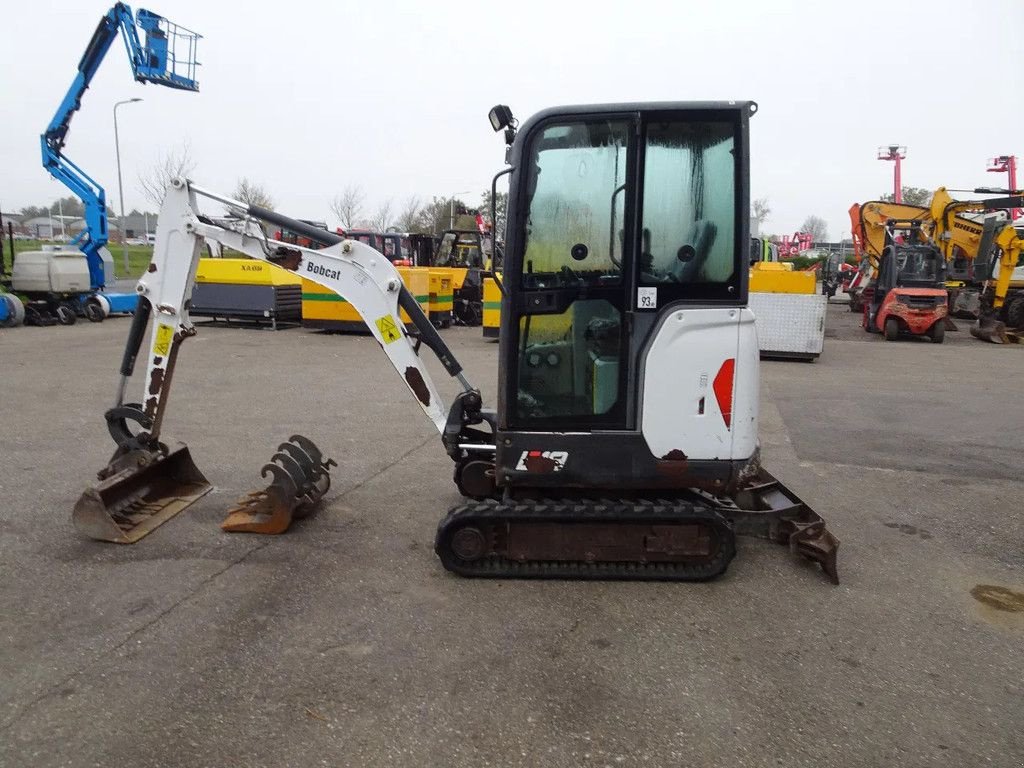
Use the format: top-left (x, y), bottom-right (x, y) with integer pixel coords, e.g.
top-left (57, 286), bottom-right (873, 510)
top-left (222, 435), bottom-right (336, 534)
top-left (73, 443), bottom-right (211, 543)
top-left (970, 315), bottom-right (1010, 344)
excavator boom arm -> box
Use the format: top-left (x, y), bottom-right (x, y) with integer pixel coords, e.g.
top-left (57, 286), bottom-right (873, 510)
top-left (115, 179), bottom-right (465, 455)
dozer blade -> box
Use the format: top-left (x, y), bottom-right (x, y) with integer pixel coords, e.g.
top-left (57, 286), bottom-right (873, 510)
top-left (73, 444), bottom-right (211, 544)
top-left (221, 435), bottom-right (335, 535)
top-left (723, 467), bottom-right (839, 584)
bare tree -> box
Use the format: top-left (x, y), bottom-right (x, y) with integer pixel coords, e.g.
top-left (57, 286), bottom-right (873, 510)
top-left (800, 215), bottom-right (829, 243)
top-left (480, 189), bottom-right (508, 238)
top-left (370, 199), bottom-right (395, 232)
top-left (415, 196), bottom-right (469, 235)
top-left (753, 197), bottom-right (771, 225)
top-left (138, 142), bottom-right (196, 207)
top-left (395, 195), bottom-right (422, 232)
top-left (232, 177), bottom-right (275, 210)
top-left (330, 185), bottom-right (365, 230)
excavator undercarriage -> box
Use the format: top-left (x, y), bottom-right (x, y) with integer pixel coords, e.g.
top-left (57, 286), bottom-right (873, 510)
top-left (437, 469), bottom-right (838, 583)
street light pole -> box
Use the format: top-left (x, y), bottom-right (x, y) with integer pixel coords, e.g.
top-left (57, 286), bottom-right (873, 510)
top-left (113, 97), bottom-right (142, 274)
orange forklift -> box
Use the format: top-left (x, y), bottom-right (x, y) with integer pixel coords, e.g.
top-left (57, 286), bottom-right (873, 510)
top-left (863, 221), bottom-right (948, 343)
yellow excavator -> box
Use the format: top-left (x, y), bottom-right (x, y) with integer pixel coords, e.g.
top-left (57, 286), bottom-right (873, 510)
top-left (929, 187), bottom-right (1024, 343)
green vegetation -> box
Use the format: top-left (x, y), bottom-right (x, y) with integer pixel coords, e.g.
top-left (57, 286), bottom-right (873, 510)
top-left (4, 240), bottom-right (154, 280)
top-left (789, 254), bottom-right (858, 270)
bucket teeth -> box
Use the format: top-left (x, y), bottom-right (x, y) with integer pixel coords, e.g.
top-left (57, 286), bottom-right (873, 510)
top-left (222, 434), bottom-right (335, 535)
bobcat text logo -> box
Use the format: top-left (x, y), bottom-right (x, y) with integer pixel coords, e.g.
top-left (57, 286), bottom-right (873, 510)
top-left (306, 261), bottom-right (342, 280)
top-left (515, 450), bottom-right (569, 473)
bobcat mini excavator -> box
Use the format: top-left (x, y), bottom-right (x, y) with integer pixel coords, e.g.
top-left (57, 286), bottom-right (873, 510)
top-left (74, 101), bottom-right (839, 583)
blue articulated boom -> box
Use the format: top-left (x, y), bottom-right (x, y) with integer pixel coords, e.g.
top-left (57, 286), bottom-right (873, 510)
top-left (41, 3), bottom-right (200, 294)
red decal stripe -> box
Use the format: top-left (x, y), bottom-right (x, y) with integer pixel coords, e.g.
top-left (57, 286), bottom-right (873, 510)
top-left (712, 359), bottom-right (735, 430)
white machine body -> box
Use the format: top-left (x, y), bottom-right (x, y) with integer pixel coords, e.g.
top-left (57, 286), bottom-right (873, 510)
top-left (640, 306), bottom-right (759, 461)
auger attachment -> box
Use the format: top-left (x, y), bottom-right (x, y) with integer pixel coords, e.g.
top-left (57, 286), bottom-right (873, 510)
top-left (222, 435), bottom-right (336, 534)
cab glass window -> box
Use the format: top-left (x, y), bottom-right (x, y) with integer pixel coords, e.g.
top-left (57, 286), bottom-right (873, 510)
top-left (516, 299), bottom-right (622, 421)
top-left (639, 121), bottom-right (736, 286)
top-left (521, 120), bottom-right (630, 289)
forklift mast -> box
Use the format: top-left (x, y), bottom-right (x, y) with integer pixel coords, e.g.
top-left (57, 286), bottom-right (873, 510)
top-left (41, 3), bottom-right (200, 290)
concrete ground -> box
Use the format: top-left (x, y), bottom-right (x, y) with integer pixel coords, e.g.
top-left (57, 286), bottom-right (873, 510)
top-left (1, 305), bottom-right (1022, 768)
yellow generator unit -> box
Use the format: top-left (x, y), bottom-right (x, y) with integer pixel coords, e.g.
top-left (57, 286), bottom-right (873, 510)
top-left (191, 258), bottom-right (302, 329)
top-left (482, 274), bottom-right (502, 339)
top-left (428, 269), bottom-right (454, 328)
top-left (302, 266), bottom-right (429, 332)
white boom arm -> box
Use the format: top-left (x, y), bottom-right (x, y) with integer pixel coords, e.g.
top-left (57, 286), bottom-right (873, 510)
top-left (129, 178), bottom-right (456, 443)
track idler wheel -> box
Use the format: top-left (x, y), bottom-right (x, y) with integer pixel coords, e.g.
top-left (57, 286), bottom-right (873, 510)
top-left (222, 435), bottom-right (337, 534)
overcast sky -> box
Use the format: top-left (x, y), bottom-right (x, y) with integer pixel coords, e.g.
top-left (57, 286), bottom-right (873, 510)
top-left (2, 0), bottom-right (1021, 240)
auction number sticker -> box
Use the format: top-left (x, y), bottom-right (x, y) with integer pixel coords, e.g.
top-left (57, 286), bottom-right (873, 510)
top-left (637, 287), bottom-right (657, 310)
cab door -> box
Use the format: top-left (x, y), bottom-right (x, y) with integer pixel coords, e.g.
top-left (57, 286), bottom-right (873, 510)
top-left (498, 114), bottom-right (638, 433)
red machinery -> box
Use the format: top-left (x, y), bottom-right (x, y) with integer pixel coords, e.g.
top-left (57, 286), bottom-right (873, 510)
top-left (878, 145), bottom-right (907, 203)
top-left (988, 155), bottom-right (1021, 221)
top-left (776, 231), bottom-right (813, 257)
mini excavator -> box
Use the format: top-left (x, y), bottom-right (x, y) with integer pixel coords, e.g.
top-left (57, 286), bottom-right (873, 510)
top-left (75, 101), bottom-right (839, 583)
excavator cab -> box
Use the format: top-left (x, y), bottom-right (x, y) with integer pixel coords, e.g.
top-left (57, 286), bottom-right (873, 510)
top-left (432, 230), bottom-right (487, 325)
top-left (492, 104), bottom-right (750, 488)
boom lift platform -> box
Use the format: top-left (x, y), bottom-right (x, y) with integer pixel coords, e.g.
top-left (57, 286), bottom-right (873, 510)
top-left (34, 3), bottom-right (199, 322)
top-left (75, 102), bottom-right (839, 584)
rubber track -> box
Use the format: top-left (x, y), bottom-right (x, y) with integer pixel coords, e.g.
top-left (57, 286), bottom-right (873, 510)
top-left (435, 497), bottom-right (736, 581)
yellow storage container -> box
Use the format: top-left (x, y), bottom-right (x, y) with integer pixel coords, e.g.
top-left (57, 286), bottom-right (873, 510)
top-left (301, 266), bottom-right (429, 332)
top-left (749, 263), bottom-right (815, 294)
top-left (482, 274), bottom-right (502, 339)
top-left (196, 258), bottom-right (301, 287)
top-left (428, 270), bottom-right (454, 328)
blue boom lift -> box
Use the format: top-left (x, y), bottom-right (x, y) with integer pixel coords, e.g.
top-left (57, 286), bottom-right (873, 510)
top-left (39, 3), bottom-right (200, 319)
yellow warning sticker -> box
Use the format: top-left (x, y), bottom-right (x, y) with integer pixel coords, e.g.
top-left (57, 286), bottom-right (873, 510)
top-left (375, 315), bottom-right (402, 344)
top-left (154, 324), bottom-right (174, 357)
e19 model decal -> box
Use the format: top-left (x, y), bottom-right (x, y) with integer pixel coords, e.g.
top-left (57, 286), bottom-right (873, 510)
top-left (515, 450), bottom-right (569, 473)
